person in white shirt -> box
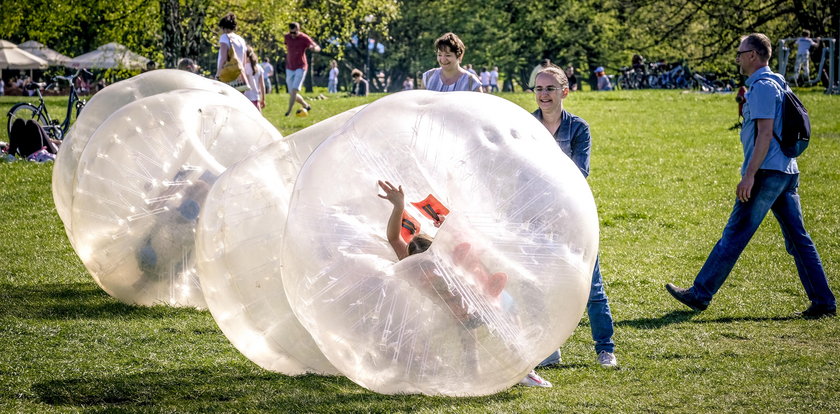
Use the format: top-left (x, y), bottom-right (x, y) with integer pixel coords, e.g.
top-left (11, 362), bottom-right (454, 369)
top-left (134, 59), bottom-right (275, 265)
top-left (244, 47), bottom-right (266, 111)
top-left (261, 59), bottom-right (274, 94)
top-left (215, 12), bottom-right (248, 87)
top-left (328, 60), bottom-right (339, 93)
top-left (792, 29), bottom-right (820, 84)
top-left (489, 66), bottom-right (499, 92)
top-left (479, 67), bottom-right (490, 91)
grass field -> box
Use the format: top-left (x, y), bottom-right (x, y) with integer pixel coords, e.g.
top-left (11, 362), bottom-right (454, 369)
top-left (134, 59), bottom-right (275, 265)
top-left (1, 88), bottom-right (839, 413)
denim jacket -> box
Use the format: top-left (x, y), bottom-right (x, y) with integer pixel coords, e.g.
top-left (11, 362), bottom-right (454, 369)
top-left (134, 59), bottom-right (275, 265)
top-left (532, 109), bottom-right (591, 178)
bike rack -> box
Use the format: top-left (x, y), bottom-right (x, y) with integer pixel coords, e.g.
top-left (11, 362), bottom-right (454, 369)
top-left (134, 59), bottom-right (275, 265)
top-left (777, 37), bottom-right (837, 94)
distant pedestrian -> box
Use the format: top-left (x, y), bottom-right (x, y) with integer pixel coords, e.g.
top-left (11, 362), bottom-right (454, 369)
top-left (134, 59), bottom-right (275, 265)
top-left (421, 32), bottom-right (482, 92)
top-left (666, 33), bottom-right (835, 319)
top-left (465, 63), bottom-right (477, 77)
top-left (283, 22), bottom-right (321, 116)
top-left (177, 58), bottom-right (199, 73)
top-left (792, 30), bottom-right (820, 85)
top-left (479, 67), bottom-right (490, 91)
top-left (402, 77), bottom-right (414, 91)
top-left (349, 68), bottom-right (369, 96)
top-left (215, 12), bottom-right (248, 89)
top-left (489, 66), bottom-right (499, 92)
top-left (565, 64), bottom-right (578, 91)
top-left (244, 47), bottom-right (266, 111)
top-left (261, 58), bottom-right (274, 94)
top-left (594, 67), bottom-right (612, 91)
top-left (328, 60), bottom-right (339, 93)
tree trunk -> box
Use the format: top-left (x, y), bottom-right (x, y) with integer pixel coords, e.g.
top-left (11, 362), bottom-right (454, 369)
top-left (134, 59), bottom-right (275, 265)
top-left (160, 0), bottom-right (181, 69)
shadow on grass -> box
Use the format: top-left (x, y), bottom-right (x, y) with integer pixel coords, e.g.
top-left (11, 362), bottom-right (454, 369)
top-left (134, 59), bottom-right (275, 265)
top-left (618, 310), bottom-right (800, 329)
top-left (0, 282), bottom-right (199, 320)
top-left (616, 310), bottom-right (698, 329)
top-left (29, 368), bottom-right (518, 411)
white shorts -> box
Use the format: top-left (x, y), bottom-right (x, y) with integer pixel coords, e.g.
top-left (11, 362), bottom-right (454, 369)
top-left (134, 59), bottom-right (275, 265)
top-left (286, 68), bottom-right (306, 92)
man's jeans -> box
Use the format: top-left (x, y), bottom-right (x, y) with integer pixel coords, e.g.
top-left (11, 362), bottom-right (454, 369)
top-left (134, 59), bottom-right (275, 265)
top-left (691, 170), bottom-right (835, 307)
top-left (540, 256), bottom-right (616, 365)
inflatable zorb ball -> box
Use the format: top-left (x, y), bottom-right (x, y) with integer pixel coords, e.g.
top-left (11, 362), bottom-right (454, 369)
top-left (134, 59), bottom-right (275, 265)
top-left (52, 70), bottom-right (251, 243)
top-left (195, 107), bottom-right (364, 375)
top-left (279, 90), bottom-right (598, 396)
top-left (69, 89), bottom-right (281, 307)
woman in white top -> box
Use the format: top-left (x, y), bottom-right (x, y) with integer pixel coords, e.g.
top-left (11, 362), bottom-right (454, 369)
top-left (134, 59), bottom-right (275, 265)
top-left (215, 12), bottom-right (248, 85)
top-left (244, 47), bottom-right (266, 111)
top-left (328, 60), bottom-right (339, 93)
top-left (422, 32), bottom-right (483, 92)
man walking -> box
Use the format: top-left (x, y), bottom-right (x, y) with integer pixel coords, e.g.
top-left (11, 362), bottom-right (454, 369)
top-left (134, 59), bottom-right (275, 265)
top-left (284, 22), bottom-right (321, 116)
top-left (666, 33), bottom-right (835, 318)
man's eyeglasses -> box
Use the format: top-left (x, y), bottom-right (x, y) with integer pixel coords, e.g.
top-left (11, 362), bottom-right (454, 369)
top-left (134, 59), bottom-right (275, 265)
top-left (534, 86), bottom-right (561, 93)
top-left (736, 49), bottom-right (755, 58)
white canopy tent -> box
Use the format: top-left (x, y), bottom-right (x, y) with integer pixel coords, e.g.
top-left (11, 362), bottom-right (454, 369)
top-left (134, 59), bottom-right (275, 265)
top-left (1, 39), bottom-right (49, 79)
top-left (67, 42), bottom-right (150, 70)
top-left (18, 40), bottom-right (72, 66)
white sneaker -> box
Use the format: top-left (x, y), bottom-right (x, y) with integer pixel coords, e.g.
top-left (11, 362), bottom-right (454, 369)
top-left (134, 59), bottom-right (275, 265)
top-left (597, 351), bottom-right (618, 368)
top-left (518, 370), bottom-right (553, 387)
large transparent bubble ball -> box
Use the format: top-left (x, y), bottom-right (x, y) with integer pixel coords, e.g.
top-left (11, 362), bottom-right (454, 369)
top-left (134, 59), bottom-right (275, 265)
top-left (70, 89), bottom-right (281, 308)
top-left (195, 106), bottom-right (364, 375)
top-left (281, 91), bottom-right (599, 396)
top-left (52, 69), bottom-right (252, 243)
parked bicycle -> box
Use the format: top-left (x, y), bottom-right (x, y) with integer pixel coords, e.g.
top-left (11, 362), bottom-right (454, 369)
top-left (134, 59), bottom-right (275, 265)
top-left (616, 66), bottom-right (646, 90)
top-left (6, 69), bottom-right (90, 141)
top-left (692, 72), bottom-right (732, 93)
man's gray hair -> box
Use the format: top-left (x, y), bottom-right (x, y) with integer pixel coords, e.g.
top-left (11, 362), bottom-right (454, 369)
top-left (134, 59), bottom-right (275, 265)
top-left (741, 33), bottom-right (772, 62)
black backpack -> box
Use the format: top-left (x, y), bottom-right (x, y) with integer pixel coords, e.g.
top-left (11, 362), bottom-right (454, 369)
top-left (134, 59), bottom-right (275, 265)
top-left (754, 75), bottom-right (810, 158)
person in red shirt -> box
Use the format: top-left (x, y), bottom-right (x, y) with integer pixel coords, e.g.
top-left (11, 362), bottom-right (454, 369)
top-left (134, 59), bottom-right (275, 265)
top-left (284, 22), bottom-right (321, 116)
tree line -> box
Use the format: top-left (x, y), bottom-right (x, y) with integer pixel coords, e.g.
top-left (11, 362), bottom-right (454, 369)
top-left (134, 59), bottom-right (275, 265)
top-left (2, 0), bottom-right (836, 90)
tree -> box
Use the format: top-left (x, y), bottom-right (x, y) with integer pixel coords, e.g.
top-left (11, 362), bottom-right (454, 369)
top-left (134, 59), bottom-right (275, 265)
top-left (160, 0), bottom-right (211, 68)
top-left (619, 0), bottom-right (839, 74)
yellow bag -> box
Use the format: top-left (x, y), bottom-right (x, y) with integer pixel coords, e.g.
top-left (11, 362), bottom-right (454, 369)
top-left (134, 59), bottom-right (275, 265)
top-left (219, 46), bottom-right (242, 82)
top-left (219, 45), bottom-right (250, 91)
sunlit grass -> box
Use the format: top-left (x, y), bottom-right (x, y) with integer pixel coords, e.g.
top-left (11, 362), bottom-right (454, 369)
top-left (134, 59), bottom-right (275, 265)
top-left (1, 88), bottom-right (838, 412)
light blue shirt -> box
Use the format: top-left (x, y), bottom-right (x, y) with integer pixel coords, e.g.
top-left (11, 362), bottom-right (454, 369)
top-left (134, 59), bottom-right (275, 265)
top-left (740, 66), bottom-right (798, 175)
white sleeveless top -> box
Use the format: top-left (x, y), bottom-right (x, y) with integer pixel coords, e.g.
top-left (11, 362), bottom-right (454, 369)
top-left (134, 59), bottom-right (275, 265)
top-left (219, 33), bottom-right (247, 65)
top-left (422, 68), bottom-right (481, 92)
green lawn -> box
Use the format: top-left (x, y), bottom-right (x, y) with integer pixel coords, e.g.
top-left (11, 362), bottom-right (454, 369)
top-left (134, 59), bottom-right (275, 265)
top-left (1, 89), bottom-right (839, 412)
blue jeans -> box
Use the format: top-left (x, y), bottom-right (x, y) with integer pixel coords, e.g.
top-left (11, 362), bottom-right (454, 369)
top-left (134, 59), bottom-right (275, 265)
top-left (540, 256), bottom-right (616, 365)
top-left (691, 170), bottom-right (835, 307)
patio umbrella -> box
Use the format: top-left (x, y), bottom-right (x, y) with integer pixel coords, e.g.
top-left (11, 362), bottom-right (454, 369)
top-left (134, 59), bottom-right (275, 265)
top-left (0, 39), bottom-right (48, 80)
top-left (0, 39), bottom-right (48, 70)
top-left (67, 42), bottom-right (150, 70)
top-left (18, 40), bottom-right (72, 66)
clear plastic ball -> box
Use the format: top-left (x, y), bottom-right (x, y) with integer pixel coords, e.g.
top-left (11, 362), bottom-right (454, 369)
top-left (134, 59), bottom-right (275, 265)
top-left (195, 107), bottom-right (364, 374)
top-left (69, 89), bottom-right (281, 307)
top-left (53, 70), bottom-right (252, 243)
top-left (279, 91), bottom-right (598, 395)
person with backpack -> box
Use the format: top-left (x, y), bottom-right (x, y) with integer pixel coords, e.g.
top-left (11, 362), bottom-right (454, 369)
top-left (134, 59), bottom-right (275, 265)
top-left (665, 33), bottom-right (835, 318)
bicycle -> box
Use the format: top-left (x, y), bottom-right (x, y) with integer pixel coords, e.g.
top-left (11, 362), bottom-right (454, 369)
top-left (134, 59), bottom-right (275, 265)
top-left (692, 72), bottom-right (729, 93)
top-left (7, 69), bottom-right (90, 141)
